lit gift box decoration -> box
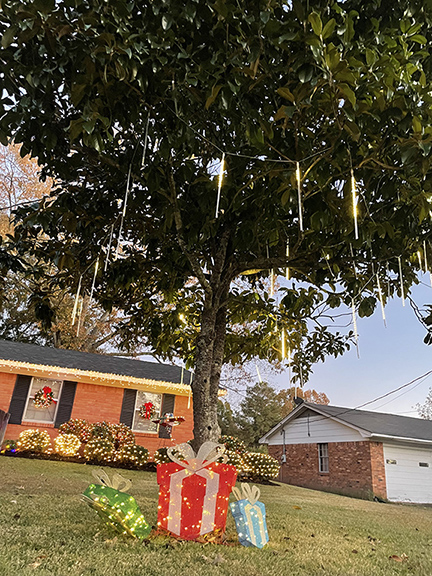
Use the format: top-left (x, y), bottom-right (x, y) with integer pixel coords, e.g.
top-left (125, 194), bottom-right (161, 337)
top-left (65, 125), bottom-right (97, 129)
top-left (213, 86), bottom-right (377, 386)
top-left (82, 469), bottom-right (151, 540)
top-left (157, 441), bottom-right (237, 540)
top-left (230, 483), bottom-right (269, 548)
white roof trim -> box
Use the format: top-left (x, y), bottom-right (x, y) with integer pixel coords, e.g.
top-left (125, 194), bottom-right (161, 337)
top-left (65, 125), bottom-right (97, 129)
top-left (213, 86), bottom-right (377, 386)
top-left (370, 433), bottom-right (432, 446)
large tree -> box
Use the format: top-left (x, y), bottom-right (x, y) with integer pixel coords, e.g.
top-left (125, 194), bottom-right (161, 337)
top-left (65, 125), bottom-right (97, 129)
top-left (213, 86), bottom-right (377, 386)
top-left (1, 0), bottom-right (432, 448)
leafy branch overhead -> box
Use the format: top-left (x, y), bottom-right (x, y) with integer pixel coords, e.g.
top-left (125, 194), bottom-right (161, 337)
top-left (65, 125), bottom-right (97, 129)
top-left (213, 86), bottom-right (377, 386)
top-left (1, 0), bottom-right (432, 444)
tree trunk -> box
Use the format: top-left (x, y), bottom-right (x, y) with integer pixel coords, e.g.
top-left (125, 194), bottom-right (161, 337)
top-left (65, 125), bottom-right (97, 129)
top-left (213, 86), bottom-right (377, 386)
top-left (190, 292), bottom-right (228, 451)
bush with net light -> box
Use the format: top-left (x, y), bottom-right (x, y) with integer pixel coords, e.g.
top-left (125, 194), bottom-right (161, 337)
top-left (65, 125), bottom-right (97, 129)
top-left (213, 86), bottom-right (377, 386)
top-left (17, 429), bottom-right (51, 453)
top-left (219, 435), bottom-right (247, 455)
top-left (54, 433), bottom-right (81, 457)
top-left (153, 446), bottom-right (185, 464)
top-left (115, 444), bottom-right (149, 468)
top-left (242, 451), bottom-right (280, 481)
top-left (58, 418), bottom-right (91, 443)
top-left (83, 438), bottom-right (114, 463)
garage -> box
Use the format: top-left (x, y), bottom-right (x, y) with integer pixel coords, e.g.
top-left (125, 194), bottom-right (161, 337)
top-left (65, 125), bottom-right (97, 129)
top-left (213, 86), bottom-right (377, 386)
top-left (383, 443), bottom-right (432, 503)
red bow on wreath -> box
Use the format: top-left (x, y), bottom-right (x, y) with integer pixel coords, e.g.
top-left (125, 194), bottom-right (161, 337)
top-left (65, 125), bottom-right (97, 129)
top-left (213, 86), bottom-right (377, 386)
top-left (143, 402), bottom-right (154, 418)
top-left (43, 386), bottom-right (52, 395)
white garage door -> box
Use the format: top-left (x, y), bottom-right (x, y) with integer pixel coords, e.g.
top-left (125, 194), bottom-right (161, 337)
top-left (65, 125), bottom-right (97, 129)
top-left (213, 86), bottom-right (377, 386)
top-left (383, 443), bottom-right (432, 503)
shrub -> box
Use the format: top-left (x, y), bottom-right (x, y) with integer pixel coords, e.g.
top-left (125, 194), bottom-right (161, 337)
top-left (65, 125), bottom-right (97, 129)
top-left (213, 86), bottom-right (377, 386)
top-left (153, 446), bottom-right (185, 464)
top-left (115, 444), bottom-right (149, 468)
top-left (219, 435), bottom-right (247, 454)
top-left (109, 423), bottom-right (135, 449)
top-left (17, 429), bottom-right (51, 453)
top-left (223, 449), bottom-right (246, 472)
top-left (1, 439), bottom-right (18, 453)
top-left (88, 421), bottom-right (114, 443)
top-left (59, 419), bottom-right (91, 443)
top-left (242, 451), bottom-right (280, 480)
top-left (84, 438), bottom-right (114, 463)
top-left (54, 434), bottom-right (81, 456)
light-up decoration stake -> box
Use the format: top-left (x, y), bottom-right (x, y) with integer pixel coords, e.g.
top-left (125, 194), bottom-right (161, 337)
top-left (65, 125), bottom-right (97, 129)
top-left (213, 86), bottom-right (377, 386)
top-left (351, 169), bottom-right (359, 240)
top-left (398, 256), bottom-right (405, 307)
top-left (215, 153), bottom-right (225, 218)
top-left (376, 274), bottom-right (386, 327)
top-left (351, 299), bottom-right (359, 358)
top-left (156, 442), bottom-right (237, 540)
top-left (71, 275), bottom-right (82, 326)
top-left (230, 484), bottom-right (269, 548)
top-left (296, 161), bottom-right (303, 232)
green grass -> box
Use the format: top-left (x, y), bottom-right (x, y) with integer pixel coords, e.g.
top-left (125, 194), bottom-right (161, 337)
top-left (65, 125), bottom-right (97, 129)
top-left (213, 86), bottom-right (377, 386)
top-left (1, 457), bottom-right (432, 576)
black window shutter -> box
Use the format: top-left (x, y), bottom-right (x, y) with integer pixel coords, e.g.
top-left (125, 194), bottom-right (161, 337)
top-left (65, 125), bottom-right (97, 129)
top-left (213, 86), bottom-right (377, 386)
top-left (54, 381), bottom-right (77, 428)
top-left (8, 375), bottom-right (32, 425)
top-left (159, 394), bottom-right (176, 439)
top-left (120, 389), bottom-right (137, 429)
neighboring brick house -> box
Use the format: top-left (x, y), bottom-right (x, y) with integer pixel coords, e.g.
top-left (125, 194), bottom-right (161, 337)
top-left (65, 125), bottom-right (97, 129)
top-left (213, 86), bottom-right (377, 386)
top-left (0, 339), bottom-right (194, 454)
top-left (259, 402), bottom-right (432, 503)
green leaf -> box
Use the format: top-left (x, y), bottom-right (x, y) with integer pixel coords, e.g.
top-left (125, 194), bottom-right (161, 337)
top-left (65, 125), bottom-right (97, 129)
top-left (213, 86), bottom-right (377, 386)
top-left (339, 83), bottom-right (356, 107)
top-left (412, 116), bottom-right (422, 134)
top-left (1, 25), bottom-right (17, 49)
top-left (322, 18), bottom-right (335, 39)
top-left (162, 15), bottom-right (173, 30)
top-left (276, 87), bottom-right (295, 102)
top-left (409, 34), bottom-right (427, 45)
top-left (308, 12), bottom-right (322, 36)
top-left (205, 84), bottom-right (222, 110)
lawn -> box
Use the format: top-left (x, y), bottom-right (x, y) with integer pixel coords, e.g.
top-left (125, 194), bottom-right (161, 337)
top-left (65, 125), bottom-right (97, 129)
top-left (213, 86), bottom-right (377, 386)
top-left (1, 457), bottom-right (432, 576)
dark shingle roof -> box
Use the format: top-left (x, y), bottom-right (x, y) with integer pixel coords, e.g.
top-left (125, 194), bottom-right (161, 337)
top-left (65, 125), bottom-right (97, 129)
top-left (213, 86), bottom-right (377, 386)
top-left (300, 403), bottom-right (432, 442)
top-left (0, 339), bottom-right (192, 384)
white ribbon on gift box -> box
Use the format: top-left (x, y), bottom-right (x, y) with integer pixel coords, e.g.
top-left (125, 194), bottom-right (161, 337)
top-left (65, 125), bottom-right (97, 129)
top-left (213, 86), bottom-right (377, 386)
top-left (232, 483), bottom-right (267, 547)
top-left (166, 442), bottom-right (227, 536)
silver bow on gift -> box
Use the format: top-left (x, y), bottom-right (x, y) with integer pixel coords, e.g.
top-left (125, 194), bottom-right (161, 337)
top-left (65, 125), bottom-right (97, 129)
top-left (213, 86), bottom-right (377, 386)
top-left (91, 469), bottom-right (132, 493)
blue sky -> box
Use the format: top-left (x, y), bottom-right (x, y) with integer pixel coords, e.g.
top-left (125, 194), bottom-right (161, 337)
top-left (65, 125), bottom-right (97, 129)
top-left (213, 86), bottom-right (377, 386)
top-left (273, 279), bottom-right (432, 417)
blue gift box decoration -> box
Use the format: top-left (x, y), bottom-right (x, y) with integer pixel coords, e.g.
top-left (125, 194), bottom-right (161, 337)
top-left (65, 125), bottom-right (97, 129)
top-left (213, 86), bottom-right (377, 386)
top-left (229, 484), bottom-right (269, 548)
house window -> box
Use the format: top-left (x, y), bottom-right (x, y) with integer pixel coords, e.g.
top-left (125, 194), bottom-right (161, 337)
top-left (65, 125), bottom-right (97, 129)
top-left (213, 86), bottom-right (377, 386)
top-left (318, 443), bottom-right (329, 473)
top-left (132, 391), bottom-right (162, 434)
top-left (23, 377), bottom-right (63, 424)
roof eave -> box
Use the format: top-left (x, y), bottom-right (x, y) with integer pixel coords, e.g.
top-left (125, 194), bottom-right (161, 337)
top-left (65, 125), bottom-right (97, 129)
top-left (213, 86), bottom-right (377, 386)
top-left (370, 433), bottom-right (432, 446)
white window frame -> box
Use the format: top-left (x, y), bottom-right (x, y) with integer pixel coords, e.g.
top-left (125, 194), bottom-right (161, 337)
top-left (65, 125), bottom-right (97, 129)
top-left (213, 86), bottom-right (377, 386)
top-left (22, 377), bottom-right (63, 424)
top-left (318, 442), bottom-right (329, 473)
top-left (131, 391), bottom-right (162, 434)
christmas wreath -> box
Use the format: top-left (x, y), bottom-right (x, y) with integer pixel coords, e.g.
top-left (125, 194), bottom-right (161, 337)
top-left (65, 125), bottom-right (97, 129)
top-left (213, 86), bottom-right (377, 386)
top-left (33, 386), bottom-right (56, 409)
top-left (138, 402), bottom-right (157, 420)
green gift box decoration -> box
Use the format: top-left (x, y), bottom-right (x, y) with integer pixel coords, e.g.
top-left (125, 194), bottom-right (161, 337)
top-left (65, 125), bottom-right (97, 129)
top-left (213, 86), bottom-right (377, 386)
top-left (82, 470), bottom-right (151, 540)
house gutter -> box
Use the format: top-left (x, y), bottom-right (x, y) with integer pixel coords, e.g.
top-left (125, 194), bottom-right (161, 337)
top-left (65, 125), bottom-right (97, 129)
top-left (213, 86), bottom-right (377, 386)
top-left (370, 433), bottom-right (432, 446)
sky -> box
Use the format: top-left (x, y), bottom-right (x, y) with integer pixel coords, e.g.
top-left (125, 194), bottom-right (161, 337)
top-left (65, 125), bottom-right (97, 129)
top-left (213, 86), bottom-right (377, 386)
top-left (272, 278), bottom-right (432, 418)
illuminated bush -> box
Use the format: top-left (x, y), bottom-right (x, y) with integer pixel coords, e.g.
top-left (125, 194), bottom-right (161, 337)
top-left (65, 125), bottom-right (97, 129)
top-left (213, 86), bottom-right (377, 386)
top-left (83, 438), bottom-right (114, 463)
top-left (1, 439), bottom-right (18, 453)
top-left (242, 452), bottom-right (280, 480)
top-left (17, 429), bottom-right (51, 453)
top-left (54, 433), bottom-right (81, 456)
top-left (153, 446), bottom-right (185, 464)
top-left (109, 423), bottom-right (135, 449)
top-left (219, 435), bottom-right (247, 455)
top-left (115, 444), bottom-right (149, 467)
top-left (59, 419), bottom-right (91, 443)
top-left (224, 449), bottom-right (246, 472)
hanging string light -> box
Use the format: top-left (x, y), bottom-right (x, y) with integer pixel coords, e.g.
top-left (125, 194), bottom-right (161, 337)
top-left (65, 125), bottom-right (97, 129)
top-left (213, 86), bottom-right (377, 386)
top-left (351, 169), bottom-right (359, 240)
top-left (270, 270), bottom-right (275, 296)
top-left (398, 256), bottom-right (405, 307)
top-left (256, 364), bottom-right (263, 383)
top-left (89, 257), bottom-right (100, 303)
top-left (187, 372), bottom-right (193, 409)
top-left (376, 274), bottom-right (386, 327)
top-left (423, 240), bottom-right (429, 274)
top-left (351, 299), bottom-right (360, 358)
top-left (285, 242), bottom-right (290, 280)
top-left (281, 328), bottom-right (286, 359)
top-left (296, 162), bottom-right (303, 232)
top-left (71, 275), bottom-right (83, 326)
top-left (215, 153), bottom-right (225, 218)
top-left (76, 298), bottom-right (84, 337)
top-left (418, 249), bottom-right (423, 272)
top-left (104, 224), bottom-right (114, 272)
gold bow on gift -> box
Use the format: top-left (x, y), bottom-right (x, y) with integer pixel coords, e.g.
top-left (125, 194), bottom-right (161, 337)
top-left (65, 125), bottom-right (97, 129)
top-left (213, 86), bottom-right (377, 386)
top-left (167, 441), bottom-right (227, 470)
top-left (232, 483), bottom-right (260, 505)
top-left (91, 469), bottom-right (132, 493)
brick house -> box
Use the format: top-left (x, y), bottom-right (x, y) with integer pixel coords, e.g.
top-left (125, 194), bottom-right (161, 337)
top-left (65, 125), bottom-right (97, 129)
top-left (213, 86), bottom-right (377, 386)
top-left (259, 402), bottom-right (432, 503)
top-left (0, 339), bottom-right (194, 454)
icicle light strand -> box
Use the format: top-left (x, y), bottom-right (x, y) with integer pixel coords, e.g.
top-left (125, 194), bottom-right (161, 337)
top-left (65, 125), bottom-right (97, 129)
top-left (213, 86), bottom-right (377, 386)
top-left (376, 274), bottom-right (386, 327)
top-left (215, 153), bottom-right (225, 218)
top-left (256, 364), bottom-right (263, 383)
top-left (351, 299), bottom-right (360, 358)
top-left (281, 328), bottom-right (286, 359)
top-left (89, 258), bottom-right (99, 303)
top-left (71, 275), bottom-right (82, 326)
top-left (418, 250), bottom-right (422, 272)
top-left (270, 269), bottom-right (275, 296)
top-left (424, 241), bottom-right (428, 274)
top-left (116, 162), bottom-right (133, 259)
top-left (285, 242), bottom-right (290, 280)
top-left (296, 162), bottom-right (303, 232)
top-left (351, 169), bottom-right (359, 240)
top-left (398, 256), bottom-right (405, 307)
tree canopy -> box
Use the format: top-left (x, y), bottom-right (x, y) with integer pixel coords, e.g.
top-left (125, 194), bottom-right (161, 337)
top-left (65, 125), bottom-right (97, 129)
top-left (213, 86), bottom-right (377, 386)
top-left (1, 0), bottom-right (432, 446)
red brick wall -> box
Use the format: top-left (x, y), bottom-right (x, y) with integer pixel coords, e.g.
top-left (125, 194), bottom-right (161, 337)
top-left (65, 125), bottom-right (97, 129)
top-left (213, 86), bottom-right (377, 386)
top-left (268, 440), bottom-right (386, 500)
top-left (2, 373), bottom-right (194, 457)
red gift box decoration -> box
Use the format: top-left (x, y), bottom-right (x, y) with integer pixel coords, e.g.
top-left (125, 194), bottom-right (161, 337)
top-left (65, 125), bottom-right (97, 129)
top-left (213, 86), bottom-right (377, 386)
top-left (157, 442), bottom-right (237, 540)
